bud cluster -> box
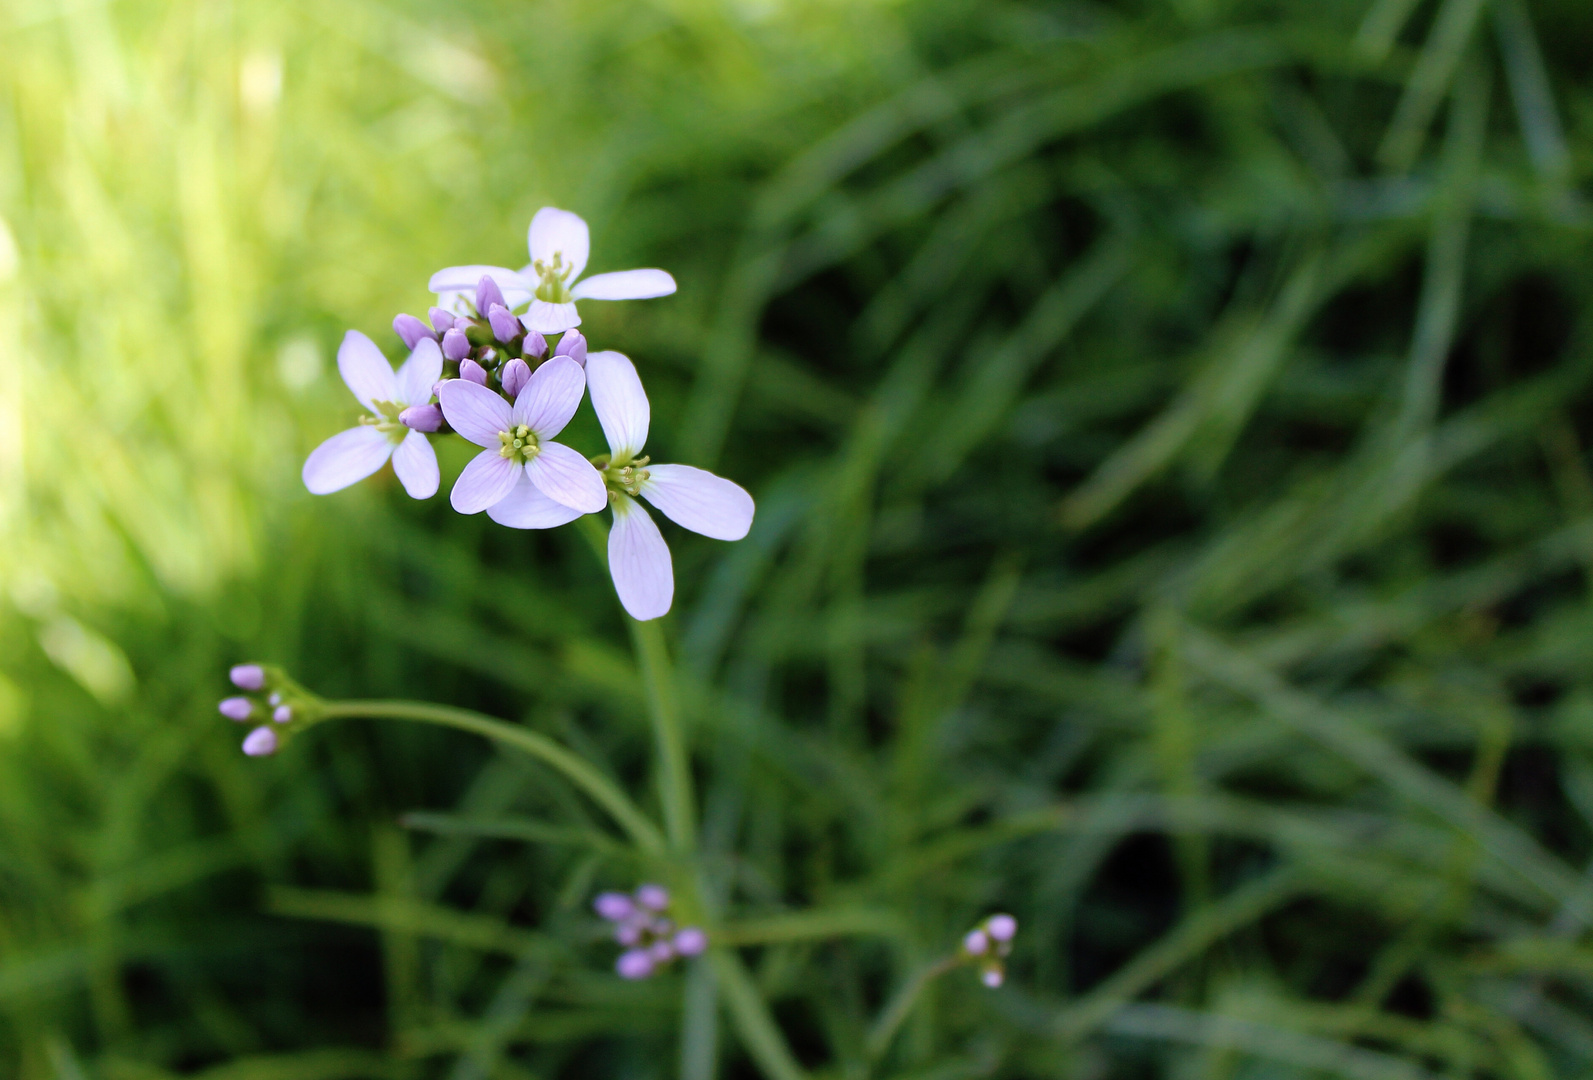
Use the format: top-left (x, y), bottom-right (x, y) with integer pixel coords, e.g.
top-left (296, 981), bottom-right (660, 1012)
top-left (960, 913), bottom-right (1017, 988)
top-left (217, 664), bottom-right (319, 757)
top-left (593, 884), bottom-right (708, 980)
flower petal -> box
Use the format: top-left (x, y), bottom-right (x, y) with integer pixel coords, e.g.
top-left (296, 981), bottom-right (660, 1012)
top-left (302, 426), bottom-right (394, 495)
top-left (337, 330), bottom-right (398, 411)
top-left (439, 378), bottom-right (512, 448)
top-left (427, 265), bottom-right (533, 308)
top-left (527, 440), bottom-right (607, 513)
top-left (485, 471), bottom-right (585, 529)
top-left (511, 355), bottom-right (586, 439)
top-left (640, 464), bottom-right (754, 540)
top-left (608, 495), bottom-right (673, 621)
top-left (450, 450), bottom-right (521, 514)
top-left (585, 350), bottom-right (649, 461)
top-left (397, 337), bottom-right (443, 406)
top-left (571, 268), bottom-right (677, 301)
top-left (523, 299), bottom-right (581, 334)
top-left (527, 207), bottom-right (590, 279)
top-left (391, 429), bottom-right (439, 499)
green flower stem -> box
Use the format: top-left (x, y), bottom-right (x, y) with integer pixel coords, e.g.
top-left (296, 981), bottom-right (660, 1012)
top-left (629, 615), bottom-right (697, 853)
top-left (865, 956), bottom-right (959, 1061)
top-left (318, 700), bottom-right (665, 856)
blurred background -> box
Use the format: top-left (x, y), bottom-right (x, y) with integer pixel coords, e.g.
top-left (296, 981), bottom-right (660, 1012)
top-left (4, 0), bottom-right (1593, 1076)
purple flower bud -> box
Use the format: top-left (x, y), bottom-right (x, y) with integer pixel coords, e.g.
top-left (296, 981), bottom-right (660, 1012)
top-left (393, 313), bottom-right (436, 349)
top-left (460, 358), bottom-right (487, 385)
top-left (488, 304), bottom-right (520, 344)
top-left (647, 940), bottom-right (675, 963)
top-left (673, 927), bottom-right (708, 956)
top-left (500, 358), bottom-right (531, 399)
top-left (636, 884), bottom-right (669, 911)
top-left (980, 967), bottom-right (1004, 988)
top-left (442, 328), bottom-right (471, 361)
top-left (272, 705), bottom-right (293, 723)
top-left (219, 697), bottom-right (254, 722)
top-left (268, 692), bottom-right (282, 706)
top-left (428, 306), bottom-right (457, 333)
top-left (522, 330), bottom-right (547, 359)
top-left (400, 404), bottom-right (444, 432)
top-left (616, 949), bottom-right (654, 980)
top-left (594, 892), bottom-right (635, 922)
top-left (986, 914), bottom-right (1017, 942)
top-left (230, 664), bottom-right (265, 690)
top-left (615, 922), bottom-right (643, 946)
top-left (476, 275), bottom-right (506, 316)
top-left (242, 726), bottom-right (279, 756)
top-left (553, 329), bottom-right (586, 366)
top-left (963, 929), bottom-right (989, 956)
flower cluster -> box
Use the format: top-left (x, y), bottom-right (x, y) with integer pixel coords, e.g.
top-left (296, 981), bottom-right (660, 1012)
top-left (593, 884), bottom-right (707, 979)
top-left (960, 913), bottom-right (1017, 988)
top-left (217, 664), bottom-right (320, 757)
top-left (302, 207), bottom-right (753, 621)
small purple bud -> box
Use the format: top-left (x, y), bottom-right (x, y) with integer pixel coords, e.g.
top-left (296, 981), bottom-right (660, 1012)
top-left (229, 664), bottom-right (265, 690)
top-left (476, 274), bottom-right (506, 316)
top-left (272, 705), bottom-right (293, 724)
top-left (594, 892), bottom-right (635, 922)
top-left (219, 697), bottom-right (254, 722)
top-left (636, 884), bottom-right (669, 911)
top-left (963, 929), bottom-right (989, 956)
top-left (986, 914), bottom-right (1017, 942)
top-left (981, 967), bottom-right (1004, 988)
top-left (553, 329), bottom-right (586, 366)
top-left (673, 927), bottom-right (708, 956)
top-left (488, 304), bottom-right (521, 344)
top-left (460, 358), bottom-right (487, 385)
top-left (615, 922), bottom-right (643, 946)
top-left (616, 949), bottom-right (654, 980)
top-left (442, 327), bottom-right (471, 361)
top-left (428, 306), bottom-right (457, 333)
top-left (393, 313), bottom-right (436, 349)
top-left (647, 940), bottom-right (675, 963)
top-left (522, 330), bottom-right (547, 359)
top-left (267, 692), bottom-right (282, 706)
top-left (242, 726), bottom-right (279, 756)
top-left (501, 358), bottom-right (531, 399)
top-left (400, 404), bottom-right (444, 432)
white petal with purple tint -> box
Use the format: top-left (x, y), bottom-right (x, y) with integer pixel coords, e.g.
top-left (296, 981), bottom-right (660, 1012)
top-left (486, 472), bottom-right (586, 529)
top-left (527, 207), bottom-right (590, 279)
top-left (585, 351), bottom-right (650, 461)
top-left (523, 299), bottom-right (580, 334)
top-left (511, 355), bottom-right (586, 439)
top-left (608, 495), bottom-right (673, 621)
top-left (397, 337), bottom-right (443, 406)
top-left (527, 441), bottom-right (607, 513)
top-left (337, 330), bottom-right (398, 411)
top-left (450, 450), bottom-right (521, 514)
top-left (439, 378), bottom-right (512, 447)
top-left (303, 426), bottom-right (394, 494)
top-left (391, 429), bottom-right (439, 499)
top-left (640, 464), bottom-right (754, 540)
top-left (571, 268), bottom-right (677, 301)
top-left (428, 265), bottom-right (533, 308)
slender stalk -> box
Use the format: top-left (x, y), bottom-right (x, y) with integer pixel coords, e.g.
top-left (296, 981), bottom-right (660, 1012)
top-left (865, 956), bottom-right (958, 1061)
top-left (630, 616), bottom-right (696, 852)
top-left (319, 700), bottom-right (665, 855)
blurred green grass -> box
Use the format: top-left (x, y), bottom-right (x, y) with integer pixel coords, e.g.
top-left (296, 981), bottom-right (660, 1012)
top-left (7, 0), bottom-right (1593, 1078)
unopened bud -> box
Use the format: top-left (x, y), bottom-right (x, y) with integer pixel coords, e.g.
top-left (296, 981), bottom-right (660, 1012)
top-left (522, 330), bottom-right (547, 359)
top-left (553, 329), bottom-right (586, 366)
top-left (393, 313), bottom-right (436, 349)
top-left (442, 328), bottom-right (471, 361)
top-left (476, 275), bottom-right (506, 316)
top-left (242, 726), bottom-right (279, 756)
top-left (501, 358), bottom-right (531, 399)
top-left (674, 927), bottom-right (708, 956)
top-left (428, 306), bottom-right (457, 333)
top-left (986, 914), bottom-right (1017, 942)
top-left (272, 705), bottom-right (292, 723)
top-left (594, 892), bottom-right (635, 921)
top-left (615, 921), bottom-right (643, 946)
top-left (219, 697), bottom-right (254, 722)
top-left (648, 940), bottom-right (675, 963)
top-left (400, 404), bottom-right (444, 432)
top-left (636, 884), bottom-right (669, 911)
top-left (980, 968), bottom-right (1004, 989)
top-left (963, 929), bottom-right (989, 956)
top-left (229, 664), bottom-right (265, 691)
top-left (488, 304), bottom-right (520, 344)
top-left (460, 358), bottom-right (488, 385)
top-left (616, 949), bottom-right (654, 980)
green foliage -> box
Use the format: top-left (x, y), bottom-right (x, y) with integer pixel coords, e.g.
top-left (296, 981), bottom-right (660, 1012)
top-left (4, 0), bottom-right (1593, 1077)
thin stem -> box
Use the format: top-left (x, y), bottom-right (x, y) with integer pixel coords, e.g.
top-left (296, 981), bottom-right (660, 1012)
top-left (319, 700), bottom-right (665, 855)
top-left (630, 616), bottom-right (696, 852)
top-left (865, 956), bottom-right (958, 1061)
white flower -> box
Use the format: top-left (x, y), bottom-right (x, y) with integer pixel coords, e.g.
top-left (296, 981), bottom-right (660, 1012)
top-left (302, 331), bottom-right (441, 499)
top-left (427, 207), bottom-right (676, 334)
top-left (584, 350), bottom-right (754, 620)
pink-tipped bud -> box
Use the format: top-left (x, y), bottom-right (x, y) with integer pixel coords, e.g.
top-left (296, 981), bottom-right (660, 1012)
top-left (400, 404), bottom-right (444, 432)
top-left (963, 929), bottom-right (989, 956)
top-left (460, 358), bottom-right (487, 385)
top-left (219, 697), bottom-right (254, 722)
top-left (636, 884), bottom-right (669, 911)
top-left (522, 330), bottom-right (547, 359)
top-left (242, 726), bottom-right (278, 756)
top-left (673, 927), bottom-right (708, 956)
top-left (229, 664), bottom-right (265, 691)
top-left (616, 949), bottom-right (654, 980)
top-left (615, 922), bottom-right (644, 946)
top-left (986, 914), bottom-right (1017, 942)
top-left (429, 307), bottom-right (456, 333)
top-left (594, 892), bottom-right (635, 921)
top-left (442, 327), bottom-right (471, 361)
top-left (393, 313), bottom-right (436, 349)
top-left (488, 304), bottom-right (521, 344)
top-left (553, 329), bottom-right (586, 366)
top-left (501, 358), bottom-right (531, 399)
top-left (980, 967), bottom-right (1004, 988)
top-left (272, 705), bottom-right (292, 724)
top-left (476, 275), bottom-right (506, 316)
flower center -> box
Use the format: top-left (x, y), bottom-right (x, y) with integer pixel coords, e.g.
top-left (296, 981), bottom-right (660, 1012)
top-left (498, 424), bottom-right (540, 464)
top-left (361, 400), bottom-right (408, 443)
top-left (531, 252), bottom-right (575, 304)
top-left (602, 456), bottom-right (651, 497)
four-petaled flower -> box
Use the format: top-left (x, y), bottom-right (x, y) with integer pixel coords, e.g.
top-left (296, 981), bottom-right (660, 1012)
top-left (428, 207), bottom-right (676, 335)
top-left (303, 331), bottom-right (442, 499)
top-left (438, 356), bottom-right (608, 520)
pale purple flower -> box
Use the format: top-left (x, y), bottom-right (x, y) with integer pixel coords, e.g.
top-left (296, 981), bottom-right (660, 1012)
top-left (230, 664), bottom-right (265, 691)
top-left (219, 697), bottom-right (254, 722)
top-left (673, 927), bottom-right (708, 956)
top-left (428, 207), bottom-right (676, 334)
top-left (585, 351), bottom-right (755, 621)
top-left (302, 331), bottom-right (442, 499)
top-left (616, 950), bottom-right (654, 980)
top-left (438, 357), bottom-right (606, 520)
top-left (242, 726), bottom-right (278, 756)
top-left (595, 892), bottom-right (635, 921)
